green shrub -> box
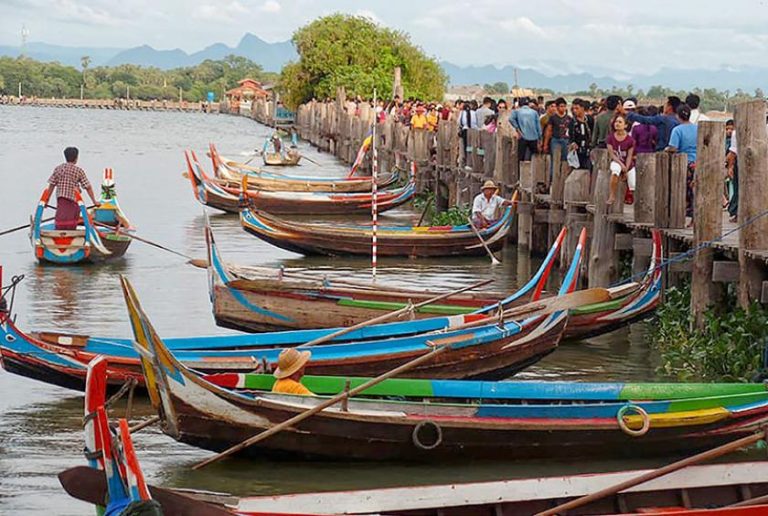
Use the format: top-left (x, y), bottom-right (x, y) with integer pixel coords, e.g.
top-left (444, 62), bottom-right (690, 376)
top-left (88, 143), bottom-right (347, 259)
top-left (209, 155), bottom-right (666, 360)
top-left (648, 284), bottom-right (768, 382)
top-left (413, 193), bottom-right (470, 227)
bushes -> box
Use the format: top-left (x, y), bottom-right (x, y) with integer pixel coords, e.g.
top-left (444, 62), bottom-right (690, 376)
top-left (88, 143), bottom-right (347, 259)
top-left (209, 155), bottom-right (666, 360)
top-left (648, 285), bottom-right (768, 382)
top-left (413, 193), bottom-right (470, 227)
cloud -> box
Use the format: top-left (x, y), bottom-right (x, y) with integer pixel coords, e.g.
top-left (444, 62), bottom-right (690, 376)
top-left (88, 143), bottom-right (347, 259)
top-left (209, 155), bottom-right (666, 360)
top-left (355, 9), bottom-right (381, 24)
top-left (260, 0), bottom-right (281, 12)
top-left (498, 17), bottom-right (549, 38)
top-left (49, 0), bottom-right (122, 26)
top-left (192, 1), bottom-right (248, 23)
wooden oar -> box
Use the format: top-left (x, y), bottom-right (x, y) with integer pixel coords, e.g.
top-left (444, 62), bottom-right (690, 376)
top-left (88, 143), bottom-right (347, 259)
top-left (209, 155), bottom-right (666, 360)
top-left (93, 222), bottom-right (207, 268)
top-left (299, 278), bottom-right (493, 348)
top-left (301, 155), bottom-right (322, 166)
top-left (468, 217), bottom-right (501, 265)
top-left (441, 287), bottom-right (612, 335)
top-left (535, 430), bottom-right (767, 516)
top-left (192, 339), bottom-right (449, 470)
top-left (0, 204), bottom-right (96, 237)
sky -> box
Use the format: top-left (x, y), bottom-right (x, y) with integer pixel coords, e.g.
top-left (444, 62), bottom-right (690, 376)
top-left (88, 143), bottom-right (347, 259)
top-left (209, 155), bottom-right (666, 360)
top-left (3, 0), bottom-right (768, 74)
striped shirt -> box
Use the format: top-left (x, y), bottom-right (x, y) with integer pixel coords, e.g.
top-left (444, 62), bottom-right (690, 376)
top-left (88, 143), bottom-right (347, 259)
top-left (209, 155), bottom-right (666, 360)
top-left (48, 162), bottom-right (92, 202)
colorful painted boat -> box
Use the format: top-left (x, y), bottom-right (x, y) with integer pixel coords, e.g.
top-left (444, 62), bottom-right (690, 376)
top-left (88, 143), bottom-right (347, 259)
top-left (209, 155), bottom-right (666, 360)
top-left (123, 275), bottom-right (768, 462)
top-left (185, 151), bottom-right (415, 215)
top-left (210, 225), bottom-right (662, 340)
top-left (61, 359), bottom-right (768, 515)
top-left (209, 144), bottom-right (397, 193)
top-left (0, 236), bottom-right (582, 391)
top-left (233, 462), bottom-right (768, 515)
top-left (210, 222), bottom-right (561, 332)
top-left (30, 168), bottom-right (134, 264)
top-left (239, 199), bottom-right (515, 257)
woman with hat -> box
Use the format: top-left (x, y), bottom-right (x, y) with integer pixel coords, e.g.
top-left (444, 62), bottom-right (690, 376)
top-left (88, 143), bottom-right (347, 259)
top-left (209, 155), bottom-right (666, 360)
top-left (472, 180), bottom-right (513, 228)
top-left (272, 348), bottom-right (314, 395)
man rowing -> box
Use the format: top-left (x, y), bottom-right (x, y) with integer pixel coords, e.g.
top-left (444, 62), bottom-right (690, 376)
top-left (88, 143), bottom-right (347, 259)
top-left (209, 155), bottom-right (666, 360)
top-left (46, 147), bottom-right (99, 230)
top-left (471, 180), bottom-right (513, 229)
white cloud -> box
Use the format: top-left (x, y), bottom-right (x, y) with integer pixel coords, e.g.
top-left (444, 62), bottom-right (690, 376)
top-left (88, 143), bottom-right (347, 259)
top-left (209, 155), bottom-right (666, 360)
top-left (51, 0), bottom-right (121, 26)
top-left (260, 0), bottom-right (281, 13)
top-left (355, 9), bottom-right (381, 24)
top-left (498, 17), bottom-right (548, 38)
top-left (192, 1), bottom-right (248, 23)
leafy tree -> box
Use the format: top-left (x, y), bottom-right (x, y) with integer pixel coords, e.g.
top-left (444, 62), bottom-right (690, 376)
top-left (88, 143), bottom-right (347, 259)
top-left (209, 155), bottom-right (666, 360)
top-left (279, 14), bottom-right (446, 107)
top-left (483, 82), bottom-right (509, 94)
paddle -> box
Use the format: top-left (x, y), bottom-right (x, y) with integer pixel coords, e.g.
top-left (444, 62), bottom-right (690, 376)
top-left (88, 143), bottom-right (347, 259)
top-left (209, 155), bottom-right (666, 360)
top-left (535, 430), bottom-right (767, 516)
top-left (299, 278), bottom-right (493, 348)
top-left (468, 217), bottom-right (501, 265)
top-left (92, 222), bottom-right (207, 268)
top-left (301, 155), bottom-right (322, 166)
top-left (192, 339), bottom-right (450, 470)
top-left (0, 204), bottom-right (96, 237)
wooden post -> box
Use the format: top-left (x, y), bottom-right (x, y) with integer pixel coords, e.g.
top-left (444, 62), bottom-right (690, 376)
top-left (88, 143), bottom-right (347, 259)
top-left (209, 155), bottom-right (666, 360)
top-left (634, 153), bottom-right (656, 224)
top-left (563, 169), bottom-right (591, 270)
top-left (691, 121), bottom-right (727, 328)
top-left (735, 100), bottom-right (768, 308)
top-left (392, 67), bottom-right (404, 100)
top-left (669, 153), bottom-right (688, 229)
top-left (589, 149), bottom-right (618, 287)
top-left (518, 161), bottom-right (533, 249)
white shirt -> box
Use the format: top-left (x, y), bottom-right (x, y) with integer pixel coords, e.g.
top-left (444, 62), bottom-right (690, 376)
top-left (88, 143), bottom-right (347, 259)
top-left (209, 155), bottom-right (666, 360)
top-left (472, 193), bottom-right (505, 220)
top-left (690, 109), bottom-right (709, 124)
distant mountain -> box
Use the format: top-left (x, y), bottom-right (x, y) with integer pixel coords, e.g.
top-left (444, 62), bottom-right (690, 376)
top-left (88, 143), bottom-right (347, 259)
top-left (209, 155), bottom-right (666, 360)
top-left (441, 61), bottom-right (768, 94)
top-left (0, 33), bottom-right (296, 72)
top-left (106, 33), bottom-right (296, 71)
top-left (0, 42), bottom-right (121, 67)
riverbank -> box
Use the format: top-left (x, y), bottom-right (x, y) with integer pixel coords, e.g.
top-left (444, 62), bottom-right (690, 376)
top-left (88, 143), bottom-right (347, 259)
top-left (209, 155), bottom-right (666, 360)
top-left (1, 97), bottom-right (219, 112)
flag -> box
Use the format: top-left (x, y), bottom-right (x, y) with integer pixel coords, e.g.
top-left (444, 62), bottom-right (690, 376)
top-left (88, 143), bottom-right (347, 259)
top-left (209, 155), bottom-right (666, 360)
top-left (348, 130), bottom-right (373, 176)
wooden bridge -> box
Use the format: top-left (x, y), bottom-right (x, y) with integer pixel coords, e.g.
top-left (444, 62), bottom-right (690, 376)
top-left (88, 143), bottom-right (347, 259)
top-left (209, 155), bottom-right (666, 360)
top-left (4, 98), bottom-right (219, 112)
top-left (239, 94), bottom-right (768, 326)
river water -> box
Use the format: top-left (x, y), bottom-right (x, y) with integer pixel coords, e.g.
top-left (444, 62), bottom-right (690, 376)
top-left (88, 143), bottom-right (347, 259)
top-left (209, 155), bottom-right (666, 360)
top-left (0, 106), bottom-right (668, 514)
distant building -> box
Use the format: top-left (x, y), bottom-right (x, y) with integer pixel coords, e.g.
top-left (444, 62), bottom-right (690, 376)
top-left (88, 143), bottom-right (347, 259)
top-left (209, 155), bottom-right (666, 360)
top-left (226, 79), bottom-right (268, 103)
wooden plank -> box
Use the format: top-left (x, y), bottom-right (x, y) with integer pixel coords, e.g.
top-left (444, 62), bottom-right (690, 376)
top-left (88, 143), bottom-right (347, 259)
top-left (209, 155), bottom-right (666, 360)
top-left (735, 100), bottom-right (768, 308)
top-left (712, 261), bottom-right (740, 283)
top-left (762, 281), bottom-right (768, 304)
top-left (669, 251), bottom-right (692, 273)
top-left (691, 121), bottom-right (727, 327)
top-left (534, 209), bottom-right (551, 223)
top-left (654, 152), bottom-right (671, 228)
top-left (633, 238), bottom-right (653, 257)
top-left (669, 153), bottom-right (688, 229)
top-left (614, 233), bottom-right (634, 251)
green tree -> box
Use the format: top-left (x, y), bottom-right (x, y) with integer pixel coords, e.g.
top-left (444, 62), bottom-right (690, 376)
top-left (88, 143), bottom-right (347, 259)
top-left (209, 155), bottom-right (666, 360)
top-left (483, 82), bottom-right (509, 94)
top-left (279, 14), bottom-right (446, 107)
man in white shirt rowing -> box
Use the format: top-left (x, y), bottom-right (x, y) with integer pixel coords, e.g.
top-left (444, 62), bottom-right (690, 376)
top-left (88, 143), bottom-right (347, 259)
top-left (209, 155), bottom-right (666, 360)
top-left (471, 180), bottom-right (514, 228)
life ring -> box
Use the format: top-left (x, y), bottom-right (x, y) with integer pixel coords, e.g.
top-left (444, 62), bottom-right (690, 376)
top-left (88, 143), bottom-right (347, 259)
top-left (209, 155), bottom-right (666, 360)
top-left (412, 420), bottom-right (442, 450)
top-left (617, 404), bottom-right (651, 437)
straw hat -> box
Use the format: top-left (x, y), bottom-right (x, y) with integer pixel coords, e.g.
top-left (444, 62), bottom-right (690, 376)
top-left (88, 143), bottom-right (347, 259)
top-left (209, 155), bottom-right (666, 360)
top-left (481, 180), bottom-right (497, 191)
top-left (274, 348), bottom-right (311, 379)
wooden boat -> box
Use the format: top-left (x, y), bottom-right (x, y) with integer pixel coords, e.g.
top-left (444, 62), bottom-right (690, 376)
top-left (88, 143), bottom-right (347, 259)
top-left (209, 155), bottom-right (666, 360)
top-left (0, 235), bottom-right (582, 391)
top-left (239, 200), bottom-right (515, 257)
top-left (262, 132), bottom-right (302, 166)
top-left (185, 151), bottom-right (416, 215)
top-left (30, 168), bottom-right (134, 264)
top-left (210, 224), bottom-right (662, 339)
top-left (232, 462), bottom-right (768, 515)
top-left (123, 276), bottom-right (768, 462)
top-left (60, 461), bottom-right (768, 515)
top-left (61, 357), bottom-right (768, 515)
top-left (209, 144), bottom-right (397, 193)
top-left (209, 222), bottom-right (562, 332)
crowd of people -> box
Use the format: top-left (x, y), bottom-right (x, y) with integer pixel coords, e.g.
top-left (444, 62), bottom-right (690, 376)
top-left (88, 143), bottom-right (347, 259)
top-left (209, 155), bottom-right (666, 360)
top-left (362, 91), bottom-right (737, 225)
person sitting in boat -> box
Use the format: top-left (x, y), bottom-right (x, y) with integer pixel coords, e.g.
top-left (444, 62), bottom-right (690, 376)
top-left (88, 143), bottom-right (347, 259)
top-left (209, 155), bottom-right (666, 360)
top-left (46, 147), bottom-right (99, 230)
top-left (270, 133), bottom-right (283, 156)
top-left (272, 348), bottom-right (314, 395)
top-left (471, 180), bottom-right (513, 228)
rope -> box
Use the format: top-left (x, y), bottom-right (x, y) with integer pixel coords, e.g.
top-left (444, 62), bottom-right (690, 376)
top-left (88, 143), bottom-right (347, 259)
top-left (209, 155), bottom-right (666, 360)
top-left (611, 207), bottom-right (768, 288)
top-left (104, 378), bottom-right (138, 409)
top-left (0, 275), bottom-right (24, 318)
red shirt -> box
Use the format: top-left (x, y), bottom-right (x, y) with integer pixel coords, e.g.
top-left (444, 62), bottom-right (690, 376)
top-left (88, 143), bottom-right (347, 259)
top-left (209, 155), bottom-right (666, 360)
top-left (48, 162), bottom-right (92, 202)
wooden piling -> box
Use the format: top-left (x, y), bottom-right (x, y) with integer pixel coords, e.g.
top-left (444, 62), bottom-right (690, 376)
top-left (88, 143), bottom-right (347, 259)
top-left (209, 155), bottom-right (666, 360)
top-left (691, 121), bottom-right (727, 328)
top-left (589, 150), bottom-right (618, 287)
top-left (735, 100), bottom-right (768, 308)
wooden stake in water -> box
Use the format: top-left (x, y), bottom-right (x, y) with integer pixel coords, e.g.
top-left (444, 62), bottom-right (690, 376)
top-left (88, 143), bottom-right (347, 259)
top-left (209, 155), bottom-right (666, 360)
top-left (371, 88), bottom-right (378, 282)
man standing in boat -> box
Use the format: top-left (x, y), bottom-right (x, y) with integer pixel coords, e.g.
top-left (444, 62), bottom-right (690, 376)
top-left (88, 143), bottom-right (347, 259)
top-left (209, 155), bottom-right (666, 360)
top-left (46, 147), bottom-right (99, 230)
top-left (471, 180), bottom-right (513, 228)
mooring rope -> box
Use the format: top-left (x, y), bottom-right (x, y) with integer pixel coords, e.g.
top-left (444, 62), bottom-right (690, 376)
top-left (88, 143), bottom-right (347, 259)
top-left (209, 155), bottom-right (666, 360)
top-left (611, 207), bottom-right (768, 288)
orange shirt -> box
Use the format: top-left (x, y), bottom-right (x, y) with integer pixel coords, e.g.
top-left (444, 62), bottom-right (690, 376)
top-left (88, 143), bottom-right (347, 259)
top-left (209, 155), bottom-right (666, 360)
top-left (272, 378), bottom-right (313, 395)
top-left (426, 112), bottom-right (439, 131)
